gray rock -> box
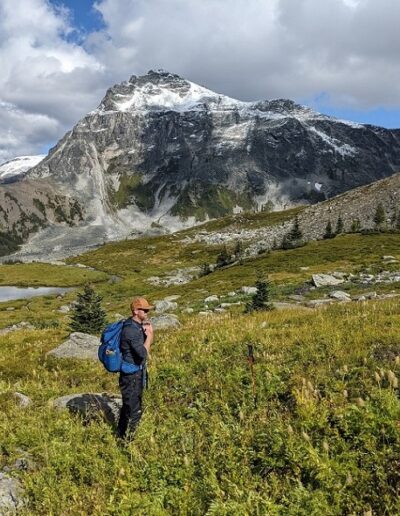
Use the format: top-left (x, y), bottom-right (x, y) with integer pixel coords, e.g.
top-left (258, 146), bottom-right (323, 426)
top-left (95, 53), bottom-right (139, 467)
top-left (299, 266), bottom-right (310, 271)
top-left (312, 274), bottom-right (345, 287)
top-left (182, 308), bottom-right (194, 314)
top-left (12, 392), bottom-right (32, 408)
top-left (46, 332), bottom-right (99, 360)
top-left (227, 291), bottom-right (236, 297)
top-left (108, 275), bottom-right (122, 284)
top-left (332, 272), bottom-right (347, 279)
top-left (198, 311), bottom-right (212, 316)
top-left (0, 472), bottom-right (24, 513)
top-left (6, 307), bottom-right (15, 311)
top-left (306, 299), bottom-right (333, 307)
top-left (382, 255), bottom-right (395, 260)
top-left (52, 393), bottom-right (122, 425)
top-left (353, 295), bottom-right (366, 302)
top-left (0, 322), bottom-right (35, 336)
top-left (220, 303), bottom-right (233, 308)
top-left (240, 286), bottom-right (258, 295)
top-left (58, 304), bottom-right (70, 313)
top-left (150, 314), bottom-right (181, 330)
top-left (155, 300), bottom-right (178, 313)
top-left (164, 295), bottom-right (181, 301)
top-left (204, 295), bottom-right (219, 303)
top-left (288, 294), bottom-right (305, 302)
top-left (213, 308), bottom-right (225, 313)
top-left (329, 290), bottom-right (351, 301)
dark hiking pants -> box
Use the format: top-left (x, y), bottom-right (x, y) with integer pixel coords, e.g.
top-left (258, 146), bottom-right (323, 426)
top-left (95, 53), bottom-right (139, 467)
top-left (117, 370), bottom-right (143, 438)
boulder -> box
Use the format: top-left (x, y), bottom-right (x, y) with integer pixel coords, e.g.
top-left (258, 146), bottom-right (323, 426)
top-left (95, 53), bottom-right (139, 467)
top-left (57, 305), bottom-right (70, 313)
top-left (108, 275), bottom-right (122, 284)
top-left (0, 472), bottom-right (24, 513)
top-left (12, 392), bottom-right (32, 408)
top-left (204, 295), bottom-right (219, 303)
top-left (150, 314), bottom-right (181, 330)
top-left (312, 274), bottom-right (345, 287)
top-left (0, 322), bottom-right (35, 336)
top-left (51, 393), bottom-right (122, 425)
top-left (227, 291), bottom-right (236, 297)
top-left (154, 300), bottom-right (178, 313)
top-left (46, 332), bottom-right (99, 360)
top-left (382, 255), bottom-right (395, 260)
top-left (164, 295), bottom-right (181, 301)
top-left (182, 308), bottom-right (194, 314)
top-left (329, 290), bottom-right (351, 301)
top-left (240, 286), bottom-right (258, 295)
top-left (306, 299), bottom-right (333, 307)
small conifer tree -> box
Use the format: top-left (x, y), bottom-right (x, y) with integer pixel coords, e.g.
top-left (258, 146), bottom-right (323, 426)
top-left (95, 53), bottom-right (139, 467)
top-left (282, 216), bottom-right (304, 249)
top-left (324, 220), bottom-right (334, 239)
top-left (234, 240), bottom-right (243, 260)
top-left (199, 263), bottom-right (212, 277)
top-left (351, 218), bottom-right (361, 233)
top-left (245, 277), bottom-right (274, 313)
top-left (335, 214), bottom-right (344, 234)
top-left (374, 203), bottom-right (386, 230)
top-left (69, 284), bottom-right (107, 335)
top-left (289, 216), bottom-right (303, 241)
top-left (216, 245), bottom-right (231, 268)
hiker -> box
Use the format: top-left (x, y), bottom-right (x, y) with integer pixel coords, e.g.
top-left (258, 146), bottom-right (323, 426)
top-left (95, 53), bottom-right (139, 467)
top-left (117, 297), bottom-right (154, 438)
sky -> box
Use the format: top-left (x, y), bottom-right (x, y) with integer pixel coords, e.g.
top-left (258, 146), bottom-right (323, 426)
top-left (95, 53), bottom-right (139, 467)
top-left (0, 0), bottom-right (399, 163)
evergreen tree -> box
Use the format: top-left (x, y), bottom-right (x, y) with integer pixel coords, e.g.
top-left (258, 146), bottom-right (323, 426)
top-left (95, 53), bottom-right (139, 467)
top-left (199, 262), bottom-right (212, 277)
top-left (234, 240), bottom-right (243, 260)
top-left (282, 216), bottom-right (304, 249)
top-left (324, 220), bottom-right (335, 239)
top-left (69, 284), bottom-right (107, 335)
top-left (245, 277), bottom-right (274, 313)
top-left (288, 216), bottom-right (303, 241)
top-left (335, 214), bottom-right (344, 234)
top-left (351, 218), bottom-right (361, 233)
top-left (216, 245), bottom-right (231, 268)
top-left (374, 203), bottom-right (386, 230)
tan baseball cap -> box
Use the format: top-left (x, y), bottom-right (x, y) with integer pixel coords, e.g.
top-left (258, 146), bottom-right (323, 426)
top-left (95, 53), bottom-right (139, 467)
top-left (130, 297), bottom-right (154, 311)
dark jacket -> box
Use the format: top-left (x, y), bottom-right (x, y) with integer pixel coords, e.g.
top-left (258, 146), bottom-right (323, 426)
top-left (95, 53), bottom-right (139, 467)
top-left (120, 318), bottom-right (147, 366)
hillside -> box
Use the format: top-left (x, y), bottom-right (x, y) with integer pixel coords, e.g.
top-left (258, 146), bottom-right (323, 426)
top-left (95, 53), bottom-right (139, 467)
top-left (0, 223), bottom-right (400, 513)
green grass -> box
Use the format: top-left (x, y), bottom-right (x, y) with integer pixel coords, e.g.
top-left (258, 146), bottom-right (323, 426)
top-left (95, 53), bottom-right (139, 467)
top-left (0, 215), bottom-right (399, 514)
top-left (1, 300), bottom-right (400, 514)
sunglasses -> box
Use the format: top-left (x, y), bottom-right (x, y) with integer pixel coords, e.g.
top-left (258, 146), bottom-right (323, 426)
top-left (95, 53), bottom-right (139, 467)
top-left (139, 308), bottom-right (150, 313)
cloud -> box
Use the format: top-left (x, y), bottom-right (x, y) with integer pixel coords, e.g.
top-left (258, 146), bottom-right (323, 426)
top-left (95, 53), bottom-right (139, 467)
top-left (1, 0), bottom-right (399, 162)
top-left (0, 0), bottom-right (107, 161)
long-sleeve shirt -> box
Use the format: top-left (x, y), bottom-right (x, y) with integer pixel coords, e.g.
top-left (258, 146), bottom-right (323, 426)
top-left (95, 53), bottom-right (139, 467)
top-left (120, 318), bottom-right (147, 366)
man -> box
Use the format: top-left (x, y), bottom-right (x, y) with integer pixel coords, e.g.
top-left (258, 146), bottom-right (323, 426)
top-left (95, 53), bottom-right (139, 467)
top-left (117, 296), bottom-right (154, 439)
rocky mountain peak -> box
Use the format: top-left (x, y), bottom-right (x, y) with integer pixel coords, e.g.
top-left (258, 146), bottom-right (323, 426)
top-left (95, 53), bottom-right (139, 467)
top-left (97, 69), bottom-right (222, 114)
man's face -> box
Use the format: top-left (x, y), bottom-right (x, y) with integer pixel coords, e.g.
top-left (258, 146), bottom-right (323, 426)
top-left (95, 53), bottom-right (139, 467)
top-left (135, 308), bottom-right (150, 322)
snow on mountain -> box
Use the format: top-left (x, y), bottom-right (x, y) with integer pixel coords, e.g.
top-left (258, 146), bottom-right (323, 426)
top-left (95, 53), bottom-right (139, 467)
top-left (0, 155), bottom-right (45, 180)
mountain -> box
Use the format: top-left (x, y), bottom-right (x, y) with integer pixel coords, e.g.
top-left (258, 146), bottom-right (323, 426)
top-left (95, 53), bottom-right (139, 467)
top-left (0, 155), bottom-right (45, 182)
top-left (1, 70), bottom-right (400, 258)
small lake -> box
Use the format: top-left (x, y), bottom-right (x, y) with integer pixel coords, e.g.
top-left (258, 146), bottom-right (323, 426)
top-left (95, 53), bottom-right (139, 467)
top-left (0, 286), bottom-right (71, 303)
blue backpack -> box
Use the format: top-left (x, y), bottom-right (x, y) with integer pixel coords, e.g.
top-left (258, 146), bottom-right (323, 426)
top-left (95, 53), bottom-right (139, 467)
top-left (98, 319), bottom-right (142, 374)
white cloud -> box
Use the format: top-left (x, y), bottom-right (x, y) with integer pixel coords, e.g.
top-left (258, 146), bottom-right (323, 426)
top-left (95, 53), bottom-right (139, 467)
top-left (0, 0), bottom-right (399, 162)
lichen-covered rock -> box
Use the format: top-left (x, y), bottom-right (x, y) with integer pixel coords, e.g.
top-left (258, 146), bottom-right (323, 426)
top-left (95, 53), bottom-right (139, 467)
top-left (154, 300), bottom-right (178, 313)
top-left (0, 472), bottom-right (24, 513)
top-left (329, 290), bottom-right (351, 301)
top-left (12, 392), bottom-right (32, 408)
top-left (52, 393), bottom-right (122, 424)
top-left (151, 314), bottom-right (181, 330)
top-left (46, 332), bottom-right (99, 360)
top-left (0, 322), bottom-right (35, 336)
top-left (312, 274), bottom-right (345, 288)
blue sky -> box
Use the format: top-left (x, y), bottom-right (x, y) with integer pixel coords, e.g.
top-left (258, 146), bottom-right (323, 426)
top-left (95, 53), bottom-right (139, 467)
top-left (0, 0), bottom-right (399, 163)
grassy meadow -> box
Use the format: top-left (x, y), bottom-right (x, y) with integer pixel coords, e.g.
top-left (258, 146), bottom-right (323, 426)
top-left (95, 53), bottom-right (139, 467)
top-left (1, 215), bottom-right (400, 514)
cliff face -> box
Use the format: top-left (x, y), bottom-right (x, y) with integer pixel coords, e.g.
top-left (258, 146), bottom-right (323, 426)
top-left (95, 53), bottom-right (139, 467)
top-left (1, 70), bottom-right (400, 257)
